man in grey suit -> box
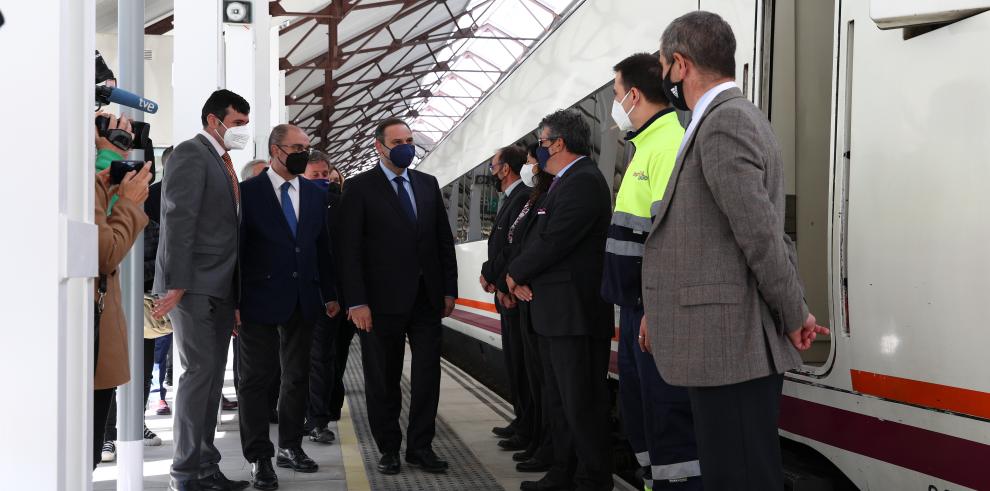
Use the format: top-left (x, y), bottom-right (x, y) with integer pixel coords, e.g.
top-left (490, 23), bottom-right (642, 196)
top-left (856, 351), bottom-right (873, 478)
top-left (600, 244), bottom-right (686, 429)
top-left (641, 12), bottom-right (829, 490)
top-left (153, 89), bottom-right (252, 491)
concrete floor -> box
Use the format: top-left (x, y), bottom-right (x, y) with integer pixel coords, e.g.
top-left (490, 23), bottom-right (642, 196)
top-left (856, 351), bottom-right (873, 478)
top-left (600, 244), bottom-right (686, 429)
top-left (92, 344), bottom-right (635, 491)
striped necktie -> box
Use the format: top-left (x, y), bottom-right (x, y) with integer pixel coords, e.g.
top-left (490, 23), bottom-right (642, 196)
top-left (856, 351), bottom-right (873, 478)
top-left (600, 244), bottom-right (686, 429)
top-left (220, 152), bottom-right (240, 205)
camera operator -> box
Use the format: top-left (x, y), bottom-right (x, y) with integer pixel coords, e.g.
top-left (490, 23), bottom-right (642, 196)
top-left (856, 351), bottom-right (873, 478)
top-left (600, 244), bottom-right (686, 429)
top-left (93, 112), bottom-right (152, 469)
top-left (95, 112), bottom-right (133, 171)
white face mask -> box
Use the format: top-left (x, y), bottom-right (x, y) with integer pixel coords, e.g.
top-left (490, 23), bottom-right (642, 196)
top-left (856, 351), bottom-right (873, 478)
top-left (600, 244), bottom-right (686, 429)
top-left (610, 90), bottom-right (635, 132)
top-left (519, 163), bottom-right (537, 188)
top-left (217, 121), bottom-right (251, 150)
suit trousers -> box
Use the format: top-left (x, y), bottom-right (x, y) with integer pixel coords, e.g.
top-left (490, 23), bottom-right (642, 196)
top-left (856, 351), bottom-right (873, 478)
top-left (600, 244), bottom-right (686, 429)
top-left (306, 315), bottom-right (357, 428)
top-left (518, 302), bottom-right (553, 461)
top-left (170, 293), bottom-right (235, 481)
top-left (688, 373), bottom-right (785, 490)
top-left (497, 299), bottom-right (533, 440)
top-left (617, 306), bottom-right (701, 489)
top-left (238, 307), bottom-right (315, 461)
top-left (539, 334), bottom-right (613, 491)
top-left (359, 281), bottom-right (442, 455)
top-left (306, 313), bottom-right (342, 430)
top-left (327, 319), bottom-right (356, 420)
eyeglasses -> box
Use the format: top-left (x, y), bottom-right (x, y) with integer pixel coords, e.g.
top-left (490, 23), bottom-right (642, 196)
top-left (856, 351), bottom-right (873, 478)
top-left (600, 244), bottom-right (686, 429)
top-left (277, 144), bottom-right (312, 154)
top-left (537, 136), bottom-right (561, 147)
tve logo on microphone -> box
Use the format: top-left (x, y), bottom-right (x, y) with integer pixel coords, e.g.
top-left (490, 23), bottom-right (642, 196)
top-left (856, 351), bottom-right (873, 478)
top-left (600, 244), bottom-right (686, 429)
top-left (139, 98), bottom-right (158, 113)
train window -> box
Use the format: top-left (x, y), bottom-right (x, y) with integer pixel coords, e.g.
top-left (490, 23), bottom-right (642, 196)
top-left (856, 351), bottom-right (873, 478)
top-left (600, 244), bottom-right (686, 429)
top-left (467, 161), bottom-right (498, 242)
top-left (455, 173), bottom-right (471, 243)
top-left (449, 159), bottom-right (500, 244)
top-left (441, 182), bottom-right (457, 236)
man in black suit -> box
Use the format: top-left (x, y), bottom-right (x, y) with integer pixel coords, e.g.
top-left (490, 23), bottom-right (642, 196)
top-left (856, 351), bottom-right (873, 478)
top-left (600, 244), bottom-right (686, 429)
top-left (507, 110), bottom-right (614, 491)
top-left (236, 124), bottom-right (340, 490)
top-left (302, 151), bottom-right (352, 444)
top-left (339, 117), bottom-right (458, 476)
top-left (479, 145), bottom-right (534, 452)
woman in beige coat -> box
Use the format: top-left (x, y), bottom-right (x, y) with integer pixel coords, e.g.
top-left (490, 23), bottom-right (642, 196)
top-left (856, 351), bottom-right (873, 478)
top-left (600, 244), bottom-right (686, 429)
top-left (93, 162), bottom-right (151, 468)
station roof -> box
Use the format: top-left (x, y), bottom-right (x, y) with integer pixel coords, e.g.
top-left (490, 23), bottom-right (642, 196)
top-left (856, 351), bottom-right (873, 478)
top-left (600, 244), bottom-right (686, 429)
top-left (276, 0), bottom-right (576, 174)
top-left (95, 0), bottom-right (577, 175)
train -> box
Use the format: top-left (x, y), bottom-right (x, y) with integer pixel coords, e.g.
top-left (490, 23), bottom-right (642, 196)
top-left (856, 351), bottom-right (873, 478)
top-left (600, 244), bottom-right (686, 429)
top-left (416, 1), bottom-right (990, 490)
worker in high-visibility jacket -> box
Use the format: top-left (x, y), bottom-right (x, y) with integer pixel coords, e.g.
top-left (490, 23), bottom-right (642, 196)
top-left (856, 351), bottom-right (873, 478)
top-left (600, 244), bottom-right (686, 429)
top-left (601, 53), bottom-right (702, 491)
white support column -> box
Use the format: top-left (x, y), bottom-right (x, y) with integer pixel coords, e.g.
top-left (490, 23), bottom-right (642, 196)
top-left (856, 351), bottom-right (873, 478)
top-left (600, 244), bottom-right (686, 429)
top-left (173, 0), bottom-right (224, 146)
top-left (253, 0), bottom-right (274, 160)
top-left (224, 23), bottom-right (256, 166)
top-left (271, 25), bottom-right (286, 126)
top-left (0, 0), bottom-right (96, 490)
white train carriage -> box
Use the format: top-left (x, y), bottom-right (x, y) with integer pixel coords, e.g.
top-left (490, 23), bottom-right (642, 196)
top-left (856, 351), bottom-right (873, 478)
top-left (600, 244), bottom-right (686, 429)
top-left (415, 0), bottom-right (990, 489)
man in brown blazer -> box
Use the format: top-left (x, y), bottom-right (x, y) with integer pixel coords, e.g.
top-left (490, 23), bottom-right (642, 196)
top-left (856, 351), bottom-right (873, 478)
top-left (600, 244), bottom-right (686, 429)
top-left (641, 11), bottom-right (829, 490)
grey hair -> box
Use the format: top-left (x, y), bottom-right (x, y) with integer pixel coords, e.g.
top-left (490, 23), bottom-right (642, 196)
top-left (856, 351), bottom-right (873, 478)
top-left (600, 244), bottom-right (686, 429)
top-left (267, 123), bottom-right (294, 151)
top-left (660, 11), bottom-right (736, 78)
top-left (240, 159), bottom-right (267, 181)
top-left (539, 109), bottom-right (591, 156)
top-left (308, 150), bottom-right (332, 165)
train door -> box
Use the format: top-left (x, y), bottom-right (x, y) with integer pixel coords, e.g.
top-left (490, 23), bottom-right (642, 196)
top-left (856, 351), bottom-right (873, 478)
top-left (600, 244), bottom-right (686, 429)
top-left (758, 0), bottom-right (839, 371)
top-left (702, 0), bottom-right (838, 370)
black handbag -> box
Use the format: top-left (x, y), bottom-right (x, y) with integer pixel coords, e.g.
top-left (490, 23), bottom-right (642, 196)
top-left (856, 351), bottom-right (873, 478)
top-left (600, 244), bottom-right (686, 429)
top-left (94, 274), bottom-right (107, 375)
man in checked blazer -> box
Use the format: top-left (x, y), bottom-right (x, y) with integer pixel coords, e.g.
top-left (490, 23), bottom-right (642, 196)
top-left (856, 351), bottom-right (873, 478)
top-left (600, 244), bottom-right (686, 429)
top-left (641, 12), bottom-right (829, 491)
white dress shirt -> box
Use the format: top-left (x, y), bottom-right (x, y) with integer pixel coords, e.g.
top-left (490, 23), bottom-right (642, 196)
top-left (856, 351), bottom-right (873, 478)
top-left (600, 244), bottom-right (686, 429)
top-left (266, 168), bottom-right (300, 220)
top-left (198, 129), bottom-right (228, 158)
top-left (678, 81), bottom-right (738, 159)
top-left (379, 162), bottom-right (417, 216)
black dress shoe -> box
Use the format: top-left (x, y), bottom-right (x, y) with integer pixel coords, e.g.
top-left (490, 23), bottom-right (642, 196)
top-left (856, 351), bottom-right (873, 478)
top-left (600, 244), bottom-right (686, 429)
top-left (251, 460), bottom-right (278, 490)
top-left (516, 458), bottom-right (552, 473)
top-left (221, 396), bottom-right (238, 411)
top-left (198, 470), bottom-right (250, 490)
top-left (377, 453), bottom-right (401, 475)
top-left (405, 448), bottom-right (449, 474)
top-left (512, 450), bottom-right (534, 462)
top-left (276, 447), bottom-right (318, 473)
top-left (169, 479), bottom-right (203, 491)
top-left (498, 434), bottom-right (531, 451)
top-left (520, 479), bottom-right (569, 491)
top-left (308, 426), bottom-right (336, 444)
top-left (492, 425), bottom-right (515, 438)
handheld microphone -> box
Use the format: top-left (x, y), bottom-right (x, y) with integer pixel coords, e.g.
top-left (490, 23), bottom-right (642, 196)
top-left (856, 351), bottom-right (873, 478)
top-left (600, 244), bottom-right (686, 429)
top-left (95, 85), bottom-right (159, 114)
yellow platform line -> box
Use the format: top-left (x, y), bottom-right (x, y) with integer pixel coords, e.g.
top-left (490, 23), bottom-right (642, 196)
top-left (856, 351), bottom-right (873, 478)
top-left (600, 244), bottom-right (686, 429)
top-left (338, 394), bottom-right (371, 491)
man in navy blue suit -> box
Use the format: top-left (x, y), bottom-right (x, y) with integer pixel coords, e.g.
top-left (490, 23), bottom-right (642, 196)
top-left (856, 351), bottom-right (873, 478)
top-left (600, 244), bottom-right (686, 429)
top-left (236, 124), bottom-right (340, 490)
top-left (339, 118), bottom-right (458, 476)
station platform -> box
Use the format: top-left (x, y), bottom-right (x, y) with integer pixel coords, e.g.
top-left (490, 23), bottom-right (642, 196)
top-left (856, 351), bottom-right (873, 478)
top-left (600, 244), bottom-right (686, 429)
top-left (93, 340), bottom-right (635, 490)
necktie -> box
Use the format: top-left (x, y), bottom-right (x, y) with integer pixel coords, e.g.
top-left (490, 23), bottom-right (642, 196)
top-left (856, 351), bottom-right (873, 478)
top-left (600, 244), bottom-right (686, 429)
top-left (393, 176), bottom-right (416, 222)
top-left (220, 153), bottom-right (240, 205)
top-left (548, 176), bottom-right (560, 193)
top-left (280, 181), bottom-right (297, 237)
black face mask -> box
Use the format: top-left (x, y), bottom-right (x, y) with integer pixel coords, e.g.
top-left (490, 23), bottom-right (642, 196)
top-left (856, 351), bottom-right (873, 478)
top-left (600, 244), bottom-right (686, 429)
top-left (328, 182), bottom-right (342, 195)
top-left (283, 151), bottom-right (309, 175)
top-left (661, 60), bottom-right (690, 111)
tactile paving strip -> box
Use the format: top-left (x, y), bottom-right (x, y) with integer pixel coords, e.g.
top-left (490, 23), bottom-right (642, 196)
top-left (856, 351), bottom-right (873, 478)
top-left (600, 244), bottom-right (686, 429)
top-left (344, 339), bottom-right (505, 490)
